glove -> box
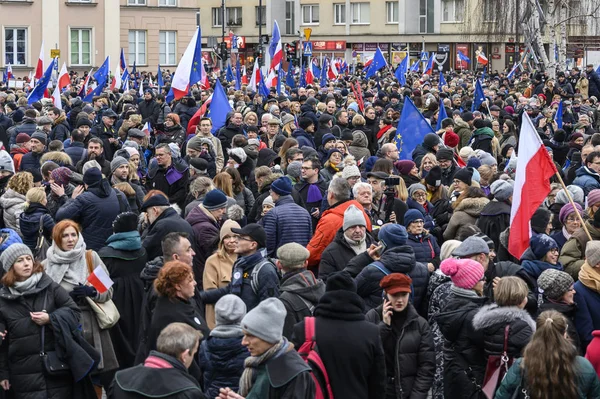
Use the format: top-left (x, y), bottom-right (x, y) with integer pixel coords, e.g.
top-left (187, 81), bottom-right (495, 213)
top-left (70, 284), bottom-right (97, 300)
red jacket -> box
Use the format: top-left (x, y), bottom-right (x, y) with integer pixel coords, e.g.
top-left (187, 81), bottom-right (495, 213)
top-left (585, 330), bottom-right (600, 377)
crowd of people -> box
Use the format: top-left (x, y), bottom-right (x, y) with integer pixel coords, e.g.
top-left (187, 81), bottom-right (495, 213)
top-left (0, 61), bottom-right (599, 398)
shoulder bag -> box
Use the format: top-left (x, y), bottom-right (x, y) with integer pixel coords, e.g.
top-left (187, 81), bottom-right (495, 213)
top-left (40, 292), bottom-right (71, 376)
top-left (84, 250), bottom-right (120, 329)
top-left (482, 324), bottom-right (514, 399)
top-left (33, 215), bottom-right (50, 262)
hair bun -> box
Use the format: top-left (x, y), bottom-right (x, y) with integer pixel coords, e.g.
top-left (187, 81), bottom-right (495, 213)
top-left (440, 258), bottom-right (460, 277)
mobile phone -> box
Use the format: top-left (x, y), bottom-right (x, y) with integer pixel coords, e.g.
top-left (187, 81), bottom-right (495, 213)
top-left (310, 207), bottom-right (318, 214)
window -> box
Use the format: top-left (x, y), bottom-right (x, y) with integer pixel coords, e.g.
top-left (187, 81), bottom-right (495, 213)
top-left (127, 0), bottom-right (146, 5)
top-left (483, 0), bottom-right (495, 22)
top-left (227, 7), bottom-right (243, 26)
top-left (442, 0), bottom-right (464, 22)
top-left (419, 0), bottom-right (434, 33)
top-left (128, 30), bottom-right (146, 65)
top-left (256, 6), bottom-right (266, 26)
top-left (70, 28), bottom-right (91, 66)
top-left (386, 2), bottom-right (398, 23)
top-left (68, 0), bottom-right (92, 3)
top-left (350, 3), bottom-right (370, 24)
top-left (159, 31), bottom-right (176, 65)
top-left (212, 8), bottom-right (222, 27)
top-left (334, 4), bottom-right (346, 25)
top-left (4, 28), bottom-right (27, 66)
top-left (159, 0), bottom-right (176, 6)
top-left (302, 5), bottom-right (319, 25)
top-left (285, 1), bottom-right (296, 34)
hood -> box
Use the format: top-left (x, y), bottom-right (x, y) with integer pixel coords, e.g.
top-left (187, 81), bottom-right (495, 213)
top-left (186, 204), bottom-right (217, 226)
top-left (454, 119), bottom-right (470, 130)
top-left (480, 200), bottom-right (511, 216)
top-left (300, 104), bottom-right (315, 113)
top-left (257, 148), bottom-right (280, 168)
top-left (379, 245), bottom-right (419, 274)
top-left (140, 256), bottom-right (164, 282)
top-left (203, 336), bottom-right (248, 365)
top-left (0, 228), bottom-right (23, 252)
top-left (521, 259), bottom-right (562, 279)
top-left (473, 127), bottom-right (494, 139)
top-left (280, 270), bottom-right (326, 303)
top-left (0, 189), bottom-right (26, 208)
top-left (350, 130), bottom-right (368, 148)
top-left (292, 128), bottom-right (310, 139)
top-left (454, 197), bottom-right (490, 216)
top-left (436, 296), bottom-right (486, 342)
top-left (575, 165), bottom-right (600, 178)
top-left (472, 303), bottom-right (536, 332)
top-left (41, 151), bottom-right (73, 166)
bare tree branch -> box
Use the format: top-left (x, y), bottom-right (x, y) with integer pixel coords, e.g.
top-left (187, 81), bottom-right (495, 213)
top-left (552, 2), bottom-right (600, 27)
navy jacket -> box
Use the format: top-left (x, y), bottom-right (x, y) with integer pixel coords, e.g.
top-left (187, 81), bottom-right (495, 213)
top-left (143, 207), bottom-right (195, 263)
top-left (9, 119), bottom-right (37, 147)
top-left (262, 195), bottom-right (312, 258)
top-left (574, 280), bottom-right (600, 351)
top-left (19, 203), bottom-right (55, 251)
top-left (292, 128), bottom-right (316, 149)
top-left (198, 336), bottom-right (248, 399)
top-left (406, 232), bottom-right (441, 267)
top-left (20, 151), bottom-right (45, 172)
top-left (65, 142), bottom-right (86, 166)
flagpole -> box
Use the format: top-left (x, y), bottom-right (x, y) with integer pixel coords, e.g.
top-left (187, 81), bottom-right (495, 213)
top-left (554, 171), bottom-right (592, 242)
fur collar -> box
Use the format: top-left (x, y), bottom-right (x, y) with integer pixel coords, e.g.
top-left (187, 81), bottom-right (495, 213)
top-left (454, 197), bottom-right (490, 215)
top-left (472, 303), bottom-right (536, 332)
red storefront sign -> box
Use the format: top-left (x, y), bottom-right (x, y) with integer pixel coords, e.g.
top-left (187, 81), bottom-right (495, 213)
top-left (313, 41), bottom-right (346, 51)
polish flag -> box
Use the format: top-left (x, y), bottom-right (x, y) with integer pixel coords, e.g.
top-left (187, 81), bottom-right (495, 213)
top-left (110, 61), bottom-right (122, 91)
top-left (87, 266), bottom-right (114, 294)
top-left (327, 59), bottom-right (338, 80)
top-left (241, 66), bottom-right (248, 84)
top-left (477, 52), bottom-right (489, 66)
top-left (248, 59), bottom-right (260, 92)
top-left (26, 71), bottom-right (34, 89)
top-left (51, 62), bottom-right (69, 110)
top-left (186, 94), bottom-right (212, 135)
top-left (169, 27), bottom-right (201, 101)
top-left (306, 60), bottom-right (314, 84)
top-left (265, 69), bottom-right (276, 88)
top-left (5, 64), bottom-right (13, 80)
top-left (142, 121), bottom-right (151, 137)
top-left (508, 113), bottom-right (557, 258)
top-left (35, 41), bottom-right (44, 80)
top-left (269, 21), bottom-right (283, 71)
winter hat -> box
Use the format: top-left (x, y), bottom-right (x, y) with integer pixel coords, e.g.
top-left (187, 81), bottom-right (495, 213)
top-left (112, 212), bottom-right (139, 233)
top-left (378, 224), bottom-right (408, 249)
top-left (321, 133), bottom-right (336, 145)
top-left (403, 209), bottom-right (424, 227)
top-left (16, 133), bottom-right (31, 144)
top-left (286, 161), bottom-right (302, 180)
top-left (530, 208), bottom-right (552, 234)
top-left (444, 132), bottom-right (460, 148)
top-left (343, 205), bottom-right (366, 231)
top-left (479, 153), bottom-right (497, 167)
top-left (241, 298), bottom-right (286, 344)
top-left (380, 273), bottom-right (413, 295)
top-left (124, 147), bottom-right (139, 158)
top-left (586, 241), bottom-right (600, 267)
top-left (31, 131), bottom-right (47, 145)
top-left (271, 176), bottom-right (293, 196)
top-left (501, 144), bottom-right (514, 159)
top-left (537, 269), bottom-right (574, 300)
top-left (110, 156), bottom-right (129, 174)
top-left (585, 192), bottom-right (600, 212)
top-left (467, 156), bottom-right (482, 169)
top-left (440, 240), bottom-right (462, 261)
top-left (408, 183), bottom-right (427, 198)
top-left (0, 243), bottom-right (33, 272)
top-left (50, 167), bottom-right (73, 187)
top-left (82, 160), bottom-right (102, 176)
top-left (453, 167), bottom-right (473, 186)
top-left (213, 295), bottom-right (247, 338)
top-left (228, 147), bottom-right (247, 165)
top-left (0, 150), bottom-right (15, 174)
top-left (396, 160), bottom-right (416, 176)
top-left (83, 167), bottom-right (102, 187)
top-left (342, 165), bottom-right (361, 180)
top-left (220, 219), bottom-right (241, 242)
top-left (76, 118), bottom-right (93, 128)
top-left (490, 179), bottom-right (514, 201)
top-left (298, 117), bottom-right (314, 130)
top-left (530, 234), bottom-right (559, 260)
top-left (555, 185), bottom-right (585, 207)
top-left (559, 202), bottom-right (583, 224)
top-left (203, 189), bottom-right (228, 211)
top-left (425, 166), bottom-right (443, 187)
top-left (452, 236), bottom-right (490, 257)
top-left (168, 143), bottom-right (181, 159)
top-left (140, 194), bottom-right (169, 211)
top-left (440, 258), bottom-right (484, 290)
top-left (461, 111), bottom-right (474, 122)
top-left (436, 148), bottom-right (454, 162)
top-left (277, 243), bottom-right (310, 269)
top-left (325, 271), bottom-right (357, 293)
top-left (423, 133), bottom-right (440, 150)
top-left (326, 148), bottom-right (342, 162)
top-left (262, 196), bottom-right (275, 208)
top-left (187, 136), bottom-right (204, 153)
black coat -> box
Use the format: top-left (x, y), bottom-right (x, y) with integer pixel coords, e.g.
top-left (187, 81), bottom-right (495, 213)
top-left (476, 200), bottom-right (512, 251)
top-left (98, 245), bottom-right (148, 370)
top-left (142, 208), bottom-right (195, 261)
top-left (146, 159), bottom-right (189, 210)
top-left (379, 304), bottom-right (435, 399)
top-left (435, 293), bottom-right (487, 399)
top-left (18, 203), bottom-right (55, 251)
top-left (90, 123), bottom-right (118, 161)
top-left (138, 99), bottom-right (160, 126)
top-left (355, 246), bottom-right (429, 314)
top-left (291, 290), bottom-right (386, 399)
top-left (109, 351), bottom-right (205, 399)
top-left (198, 336), bottom-right (248, 398)
top-left (0, 274), bottom-right (83, 399)
top-left (472, 304), bottom-right (536, 358)
top-left (278, 270), bottom-right (325, 339)
top-left (20, 151), bottom-right (44, 172)
top-left (319, 228), bottom-right (375, 282)
top-left (217, 124), bottom-right (244, 161)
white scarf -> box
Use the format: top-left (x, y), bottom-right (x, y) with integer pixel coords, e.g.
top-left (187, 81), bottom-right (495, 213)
top-left (44, 235), bottom-right (89, 286)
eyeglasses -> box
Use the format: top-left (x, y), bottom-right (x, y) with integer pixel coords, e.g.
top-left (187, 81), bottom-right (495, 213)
top-left (411, 220), bottom-right (424, 225)
top-left (413, 193), bottom-right (427, 199)
top-left (549, 248), bottom-right (559, 253)
top-left (565, 217), bottom-right (580, 223)
top-left (237, 236), bottom-right (255, 243)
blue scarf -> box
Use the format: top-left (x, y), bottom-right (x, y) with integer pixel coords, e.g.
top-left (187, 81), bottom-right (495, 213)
top-left (106, 231), bottom-right (142, 251)
top-left (231, 252), bottom-right (265, 296)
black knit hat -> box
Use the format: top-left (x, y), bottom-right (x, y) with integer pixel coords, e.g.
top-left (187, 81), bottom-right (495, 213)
top-left (436, 148), bottom-right (454, 162)
top-left (113, 212), bottom-right (139, 233)
top-left (325, 271), bottom-right (357, 293)
top-left (531, 207), bottom-right (552, 234)
top-left (453, 168), bottom-right (473, 186)
top-left (423, 133), bottom-right (440, 150)
top-left (424, 166), bottom-right (443, 187)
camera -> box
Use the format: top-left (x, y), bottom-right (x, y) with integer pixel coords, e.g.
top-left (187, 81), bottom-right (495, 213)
top-left (384, 177), bottom-right (400, 187)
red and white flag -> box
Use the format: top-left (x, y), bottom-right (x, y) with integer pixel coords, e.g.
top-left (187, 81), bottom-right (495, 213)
top-left (248, 59), bottom-right (260, 92)
top-left (142, 121), bottom-right (151, 137)
top-left (477, 52), bottom-right (489, 66)
top-left (508, 112), bottom-right (557, 259)
top-left (35, 41), bottom-right (44, 80)
top-left (87, 266), bottom-right (114, 294)
top-left (51, 62), bottom-right (69, 110)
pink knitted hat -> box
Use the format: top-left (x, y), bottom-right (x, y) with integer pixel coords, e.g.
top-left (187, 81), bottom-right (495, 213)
top-left (440, 258), bottom-right (484, 290)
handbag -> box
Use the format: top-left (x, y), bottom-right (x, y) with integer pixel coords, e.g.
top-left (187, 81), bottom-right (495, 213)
top-left (33, 215), bottom-right (50, 262)
top-left (40, 292), bottom-right (71, 377)
top-left (84, 250), bottom-right (120, 330)
top-left (482, 325), bottom-right (514, 399)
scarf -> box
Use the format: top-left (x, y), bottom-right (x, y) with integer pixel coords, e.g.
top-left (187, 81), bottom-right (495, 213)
top-left (231, 252), bottom-right (264, 295)
top-left (450, 284), bottom-right (481, 299)
top-left (9, 272), bottom-right (42, 297)
top-left (562, 226), bottom-right (573, 241)
top-left (344, 234), bottom-right (367, 255)
top-left (306, 183), bottom-right (323, 203)
top-left (106, 231), bottom-right (142, 250)
top-left (579, 263), bottom-right (600, 292)
top-left (44, 235), bottom-right (88, 286)
top-left (238, 338), bottom-right (289, 396)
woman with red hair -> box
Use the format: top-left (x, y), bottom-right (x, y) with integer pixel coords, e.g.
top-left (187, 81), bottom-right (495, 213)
top-left (156, 113), bottom-right (185, 148)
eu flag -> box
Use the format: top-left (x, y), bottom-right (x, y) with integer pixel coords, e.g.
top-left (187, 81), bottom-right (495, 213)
top-left (189, 27), bottom-right (204, 86)
top-left (438, 72), bottom-right (447, 91)
top-left (226, 63), bottom-right (234, 82)
top-left (299, 63), bottom-right (306, 88)
top-left (210, 79), bottom-right (232, 134)
top-left (436, 102), bottom-right (448, 131)
top-left (286, 64), bottom-right (295, 89)
top-left (555, 100), bottom-right (563, 128)
top-left (84, 56), bottom-right (110, 102)
top-left (27, 58), bottom-right (56, 104)
top-left (395, 56), bottom-right (407, 86)
top-left (235, 59), bottom-right (241, 90)
top-left (395, 97), bottom-right (436, 160)
top-left (365, 48), bottom-right (387, 79)
top-left (157, 65), bottom-right (164, 93)
top-left (471, 79), bottom-right (485, 112)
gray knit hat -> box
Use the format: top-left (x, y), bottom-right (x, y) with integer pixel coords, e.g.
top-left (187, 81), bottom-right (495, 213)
top-left (586, 241), bottom-right (600, 267)
top-left (0, 244), bottom-right (33, 272)
top-left (31, 131), bottom-right (47, 145)
top-left (342, 165), bottom-right (361, 179)
top-left (277, 243), bottom-right (310, 269)
top-left (408, 183), bottom-right (427, 198)
top-left (241, 298), bottom-right (286, 344)
top-left (490, 179), bottom-right (514, 202)
top-left (343, 205), bottom-right (366, 231)
top-left (286, 161), bottom-right (302, 180)
top-left (215, 294), bottom-right (246, 326)
top-left (110, 156), bottom-right (129, 174)
top-left (537, 269), bottom-right (574, 300)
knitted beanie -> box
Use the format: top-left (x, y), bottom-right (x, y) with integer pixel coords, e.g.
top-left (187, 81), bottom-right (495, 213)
top-left (403, 209), bottom-right (424, 227)
top-left (440, 258), bottom-right (484, 290)
top-left (408, 183), bottom-right (427, 199)
top-left (396, 160), bottom-right (416, 176)
top-left (0, 243), bottom-right (33, 272)
top-left (343, 205), bottom-right (366, 231)
top-left (588, 189), bottom-right (600, 208)
top-left (586, 241), bottom-right (600, 267)
top-left (537, 269), bottom-right (574, 300)
top-left (342, 165), bottom-right (361, 179)
top-left (271, 176), bottom-right (292, 196)
top-left (203, 189), bottom-right (228, 211)
top-left (110, 156), bottom-right (129, 174)
top-left (215, 294), bottom-right (247, 326)
top-left (378, 224), bottom-right (408, 249)
top-left (241, 298), bottom-right (286, 344)
top-left (530, 234), bottom-right (559, 260)
top-left (490, 179), bottom-right (514, 202)
top-left (83, 167), bottom-right (102, 187)
top-left (50, 167), bottom-right (73, 187)
top-left (286, 161), bottom-right (302, 180)
top-left (559, 202), bottom-right (583, 225)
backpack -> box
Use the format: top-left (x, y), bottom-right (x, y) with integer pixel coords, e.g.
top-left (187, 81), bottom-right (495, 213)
top-left (369, 261), bottom-right (414, 302)
top-left (250, 259), bottom-right (278, 295)
top-left (297, 317), bottom-right (335, 399)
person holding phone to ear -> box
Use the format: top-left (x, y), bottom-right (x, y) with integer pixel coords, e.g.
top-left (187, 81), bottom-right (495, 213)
top-left (378, 273), bottom-right (435, 399)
